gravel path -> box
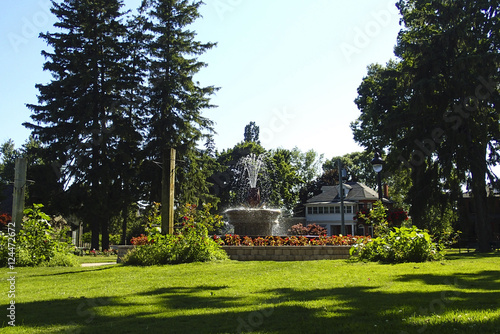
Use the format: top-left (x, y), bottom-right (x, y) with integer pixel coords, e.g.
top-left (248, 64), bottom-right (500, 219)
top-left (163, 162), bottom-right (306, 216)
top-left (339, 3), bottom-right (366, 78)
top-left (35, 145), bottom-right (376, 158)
top-left (81, 262), bottom-right (117, 267)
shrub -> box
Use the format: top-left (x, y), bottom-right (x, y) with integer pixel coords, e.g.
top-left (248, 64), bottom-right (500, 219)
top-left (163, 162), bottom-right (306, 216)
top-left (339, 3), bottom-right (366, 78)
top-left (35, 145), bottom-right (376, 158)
top-left (176, 203), bottom-right (225, 235)
top-left (123, 222), bottom-right (228, 266)
top-left (288, 223), bottom-right (327, 236)
top-left (350, 226), bottom-right (444, 263)
top-left (130, 234), bottom-right (151, 245)
top-left (0, 204), bottom-right (78, 267)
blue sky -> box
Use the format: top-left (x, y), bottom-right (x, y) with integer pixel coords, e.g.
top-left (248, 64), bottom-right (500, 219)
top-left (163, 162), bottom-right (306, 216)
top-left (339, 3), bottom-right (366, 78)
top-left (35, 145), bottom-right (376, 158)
top-left (1, 0), bottom-right (402, 160)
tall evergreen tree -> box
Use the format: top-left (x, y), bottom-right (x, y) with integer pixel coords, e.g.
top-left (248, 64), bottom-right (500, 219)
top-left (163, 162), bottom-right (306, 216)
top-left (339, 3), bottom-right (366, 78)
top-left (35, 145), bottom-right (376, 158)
top-left (244, 121), bottom-right (260, 144)
top-left (140, 0), bottom-right (218, 233)
top-left (25, 0), bottom-right (136, 250)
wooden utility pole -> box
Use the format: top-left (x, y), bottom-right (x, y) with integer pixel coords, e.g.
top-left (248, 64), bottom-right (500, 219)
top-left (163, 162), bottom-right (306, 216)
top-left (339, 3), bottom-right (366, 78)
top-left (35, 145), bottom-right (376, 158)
top-left (161, 148), bottom-right (176, 235)
top-left (338, 159), bottom-right (345, 236)
top-left (12, 158), bottom-right (27, 234)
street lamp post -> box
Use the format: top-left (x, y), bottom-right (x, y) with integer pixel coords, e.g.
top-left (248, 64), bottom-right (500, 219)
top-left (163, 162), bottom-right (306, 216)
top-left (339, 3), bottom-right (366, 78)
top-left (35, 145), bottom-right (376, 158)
top-left (371, 152), bottom-right (384, 201)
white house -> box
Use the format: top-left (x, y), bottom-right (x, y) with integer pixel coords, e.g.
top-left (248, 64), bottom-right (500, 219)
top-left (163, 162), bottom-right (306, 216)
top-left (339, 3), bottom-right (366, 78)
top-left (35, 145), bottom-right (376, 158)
top-left (304, 182), bottom-right (390, 236)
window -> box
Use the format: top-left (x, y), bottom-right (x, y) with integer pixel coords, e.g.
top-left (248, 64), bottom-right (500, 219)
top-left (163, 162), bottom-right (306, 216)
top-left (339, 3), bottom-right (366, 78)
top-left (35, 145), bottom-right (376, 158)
top-left (344, 206), bottom-right (352, 214)
top-left (318, 207), bottom-right (323, 214)
top-left (307, 207), bottom-right (312, 215)
top-left (312, 207), bottom-right (318, 214)
top-left (334, 206), bottom-right (340, 214)
top-left (323, 207), bottom-right (329, 214)
top-left (359, 203), bottom-right (372, 211)
top-left (329, 207), bottom-right (335, 214)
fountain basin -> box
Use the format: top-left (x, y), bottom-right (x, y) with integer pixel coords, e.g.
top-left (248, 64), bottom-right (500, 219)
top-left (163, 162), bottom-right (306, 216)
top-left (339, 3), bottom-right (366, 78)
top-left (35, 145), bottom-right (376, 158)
top-left (225, 208), bottom-right (281, 236)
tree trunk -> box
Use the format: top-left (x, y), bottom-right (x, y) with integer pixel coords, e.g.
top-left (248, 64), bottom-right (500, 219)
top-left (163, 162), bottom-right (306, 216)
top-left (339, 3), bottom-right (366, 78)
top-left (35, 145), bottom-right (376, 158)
top-left (121, 205), bottom-right (128, 245)
top-left (161, 147), bottom-right (175, 235)
top-left (470, 145), bottom-right (491, 252)
top-left (101, 215), bottom-right (110, 251)
top-left (91, 220), bottom-right (100, 251)
top-left (409, 165), bottom-right (428, 229)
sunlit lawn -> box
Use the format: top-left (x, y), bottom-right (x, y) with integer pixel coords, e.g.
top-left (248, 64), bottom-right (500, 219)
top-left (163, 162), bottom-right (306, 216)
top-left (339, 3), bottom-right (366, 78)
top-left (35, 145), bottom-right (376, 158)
top-left (1, 251), bottom-right (499, 333)
top-left (76, 255), bottom-right (118, 264)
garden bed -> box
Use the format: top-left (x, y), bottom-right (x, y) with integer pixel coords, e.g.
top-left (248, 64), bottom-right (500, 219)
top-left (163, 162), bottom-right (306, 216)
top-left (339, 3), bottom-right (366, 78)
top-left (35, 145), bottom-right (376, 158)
top-left (221, 245), bottom-right (351, 261)
top-left (113, 244), bottom-right (353, 262)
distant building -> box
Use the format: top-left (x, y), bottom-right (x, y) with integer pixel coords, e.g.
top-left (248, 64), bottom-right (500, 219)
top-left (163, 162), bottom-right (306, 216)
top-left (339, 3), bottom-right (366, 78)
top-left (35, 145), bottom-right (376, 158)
top-left (304, 182), bottom-right (391, 236)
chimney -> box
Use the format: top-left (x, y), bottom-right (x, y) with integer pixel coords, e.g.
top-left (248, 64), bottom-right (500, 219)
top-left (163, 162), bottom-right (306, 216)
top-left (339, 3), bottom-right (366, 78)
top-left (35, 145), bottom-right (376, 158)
top-left (383, 184), bottom-right (389, 199)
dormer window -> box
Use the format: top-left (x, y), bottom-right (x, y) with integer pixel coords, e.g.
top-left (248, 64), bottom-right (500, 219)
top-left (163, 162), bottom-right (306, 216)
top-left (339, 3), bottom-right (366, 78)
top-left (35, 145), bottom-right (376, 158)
top-left (337, 184), bottom-right (352, 199)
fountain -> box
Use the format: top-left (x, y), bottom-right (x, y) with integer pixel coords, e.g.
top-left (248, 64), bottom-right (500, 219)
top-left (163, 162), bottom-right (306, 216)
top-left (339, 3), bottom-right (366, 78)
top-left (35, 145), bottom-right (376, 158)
top-left (224, 153), bottom-right (281, 236)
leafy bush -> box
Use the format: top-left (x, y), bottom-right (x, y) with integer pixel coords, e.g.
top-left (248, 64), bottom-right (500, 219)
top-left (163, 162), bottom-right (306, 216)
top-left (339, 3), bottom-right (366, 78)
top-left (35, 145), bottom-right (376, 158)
top-left (0, 204), bottom-right (78, 267)
top-left (130, 234), bottom-right (151, 245)
top-left (351, 201), bottom-right (444, 263)
top-left (350, 226), bottom-right (443, 263)
top-left (123, 222), bottom-right (228, 266)
top-left (176, 203), bottom-right (225, 235)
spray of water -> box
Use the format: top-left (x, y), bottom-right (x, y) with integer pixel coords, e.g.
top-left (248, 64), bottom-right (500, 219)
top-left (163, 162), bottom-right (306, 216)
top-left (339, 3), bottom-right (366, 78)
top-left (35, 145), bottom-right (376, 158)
top-left (241, 153), bottom-right (265, 188)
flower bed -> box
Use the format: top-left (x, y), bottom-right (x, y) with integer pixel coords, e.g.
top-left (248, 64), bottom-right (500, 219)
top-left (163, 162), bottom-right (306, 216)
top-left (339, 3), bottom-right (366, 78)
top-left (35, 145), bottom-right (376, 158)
top-left (115, 235), bottom-right (371, 263)
top-left (215, 234), bottom-right (370, 247)
top-left (215, 235), bottom-right (371, 261)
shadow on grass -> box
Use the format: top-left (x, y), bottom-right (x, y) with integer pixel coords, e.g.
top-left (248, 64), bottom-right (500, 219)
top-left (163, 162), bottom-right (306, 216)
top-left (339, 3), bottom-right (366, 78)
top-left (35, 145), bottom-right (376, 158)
top-left (4, 270), bottom-right (500, 334)
top-left (28, 265), bottom-right (117, 278)
top-left (445, 250), bottom-right (500, 261)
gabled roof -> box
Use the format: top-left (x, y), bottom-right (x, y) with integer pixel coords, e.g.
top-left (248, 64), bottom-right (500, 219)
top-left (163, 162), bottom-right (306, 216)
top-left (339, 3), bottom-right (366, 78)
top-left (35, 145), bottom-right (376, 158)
top-left (306, 182), bottom-right (382, 204)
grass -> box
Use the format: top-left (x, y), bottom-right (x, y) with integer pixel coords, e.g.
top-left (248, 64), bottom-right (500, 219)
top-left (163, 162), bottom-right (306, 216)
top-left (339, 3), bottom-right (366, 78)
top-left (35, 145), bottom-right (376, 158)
top-left (75, 255), bottom-right (118, 264)
top-left (1, 251), bottom-right (499, 333)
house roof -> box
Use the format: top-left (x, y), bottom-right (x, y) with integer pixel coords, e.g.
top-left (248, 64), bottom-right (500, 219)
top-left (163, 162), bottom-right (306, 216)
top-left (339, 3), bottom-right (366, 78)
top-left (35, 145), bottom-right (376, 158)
top-left (306, 182), bottom-right (387, 204)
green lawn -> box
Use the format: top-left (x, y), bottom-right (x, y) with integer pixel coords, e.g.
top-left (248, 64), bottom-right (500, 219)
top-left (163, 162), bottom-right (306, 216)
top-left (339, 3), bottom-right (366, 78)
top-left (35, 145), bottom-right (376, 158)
top-left (76, 255), bottom-right (118, 264)
top-left (1, 251), bottom-right (499, 333)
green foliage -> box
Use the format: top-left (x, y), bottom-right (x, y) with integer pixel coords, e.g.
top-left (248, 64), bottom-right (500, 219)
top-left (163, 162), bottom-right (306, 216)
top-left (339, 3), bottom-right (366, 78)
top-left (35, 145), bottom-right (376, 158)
top-left (290, 147), bottom-right (324, 186)
top-left (0, 139), bottom-right (19, 184)
top-left (350, 225), bottom-right (444, 263)
top-left (123, 205), bottom-right (228, 265)
top-left (243, 121), bottom-right (260, 144)
top-left (0, 204), bottom-right (78, 267)
top-left (267, 149), bottom-right (302, 213)
top-left (323, 151), bottom-right (378, 188)
top-left (123, 222), bottom-right (228, 266)
top-left (176, 203), bottom-right (224, 235)
top-left (357, 201), bottom-right (392, 237)
top-left (352, 201), bottom-right (443, 263)
top-left (352, 0), bottom-right (500, 251)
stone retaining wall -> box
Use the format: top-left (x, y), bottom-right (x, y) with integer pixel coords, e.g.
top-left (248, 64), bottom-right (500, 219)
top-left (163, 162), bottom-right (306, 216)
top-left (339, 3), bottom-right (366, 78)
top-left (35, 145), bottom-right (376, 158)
top-left (220, 245), bottom-right (351, 261)
top-left (114, 245), bottom-right (351, 263)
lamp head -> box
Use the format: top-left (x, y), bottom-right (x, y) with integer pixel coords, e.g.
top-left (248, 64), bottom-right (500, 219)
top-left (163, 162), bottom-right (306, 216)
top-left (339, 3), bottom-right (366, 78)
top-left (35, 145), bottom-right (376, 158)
top-left (371, 151), bottom-right (384, 173)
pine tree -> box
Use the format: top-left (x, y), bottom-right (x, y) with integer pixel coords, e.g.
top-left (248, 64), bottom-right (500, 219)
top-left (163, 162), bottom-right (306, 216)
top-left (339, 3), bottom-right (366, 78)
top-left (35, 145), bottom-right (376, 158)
top-left (244, 122), bottom-right (260, 144)
top-left (25, 0), bottom-right (137, 250)
top-left (140, 0), bottom-right (218, 233)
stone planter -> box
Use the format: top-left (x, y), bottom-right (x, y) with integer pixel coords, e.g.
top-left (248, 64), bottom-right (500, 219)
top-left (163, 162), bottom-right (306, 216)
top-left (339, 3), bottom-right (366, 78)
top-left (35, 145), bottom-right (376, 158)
top-left (114, 244), bottom-right (351, 263)
top-left (112, 245), bottom-right (134, 263)
top-left (220, 245), bottom-right (351, 261)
